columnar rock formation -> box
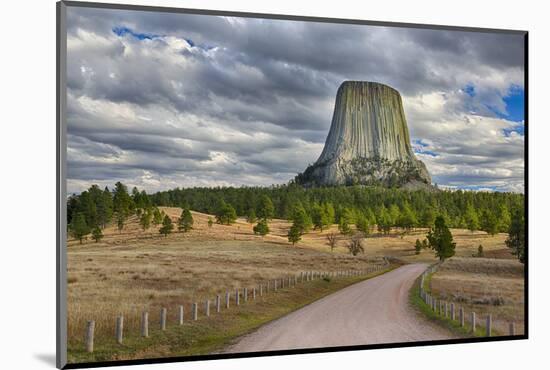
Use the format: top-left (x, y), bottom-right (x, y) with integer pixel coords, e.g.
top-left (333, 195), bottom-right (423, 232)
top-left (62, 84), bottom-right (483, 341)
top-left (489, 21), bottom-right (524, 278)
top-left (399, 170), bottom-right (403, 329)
top-left (295, 81), bottom-right (431, 188)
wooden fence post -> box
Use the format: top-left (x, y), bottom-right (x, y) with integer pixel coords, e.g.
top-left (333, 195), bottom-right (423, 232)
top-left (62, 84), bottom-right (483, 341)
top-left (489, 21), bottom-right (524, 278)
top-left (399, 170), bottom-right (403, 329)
top-left (225, 291), bottom-right (230, 309)
top-left (178, 305), bottom-right (184, 325)
top-left (274, 280), bottom-right (278, 291)
top-left (252, 287), bottom-right (256, 300)
top-left (459, 307), bottom-right (464, 327)
top-left (116, 315), bottom-right (123, 344)
top-left (445, 302), bottom-right (449, 318)
top-left (192, 303), bottom-right (198, 321)
top-left (85, 320), bottom-right (95, 353)
top-left (236, 289), bottom-right (240, 305)
top-left (471, 312), bottom-right (476, 333)
top-left (259, 284), bottom-right (263, 296)
top-left (450, 303), bottom-right (455, 321)
top-left (216, 295), bottom-right (221, 313)
top-left (244, 288), bottom-right (248, 302)
top-left (160, 308), bottom-right (167, 330)
top-left (141, 311), bottom-right (149, 337)
top-left (205, 300), bottom-right (210, 317)
top-left (486, 315), bottom-right (492, 337)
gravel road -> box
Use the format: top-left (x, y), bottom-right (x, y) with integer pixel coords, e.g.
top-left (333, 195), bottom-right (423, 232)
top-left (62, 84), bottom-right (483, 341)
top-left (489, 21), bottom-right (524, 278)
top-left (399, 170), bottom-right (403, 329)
top-left (224, 263), bottom-right (454, 353)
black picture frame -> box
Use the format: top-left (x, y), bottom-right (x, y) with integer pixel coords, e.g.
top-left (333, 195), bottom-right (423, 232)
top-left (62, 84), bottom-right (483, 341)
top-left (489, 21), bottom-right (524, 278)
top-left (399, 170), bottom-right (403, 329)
top-left (56, 1), bottom-right (528, 368)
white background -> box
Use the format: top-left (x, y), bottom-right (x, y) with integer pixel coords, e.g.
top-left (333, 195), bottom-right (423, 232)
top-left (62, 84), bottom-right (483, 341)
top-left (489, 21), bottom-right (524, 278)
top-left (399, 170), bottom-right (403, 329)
top-left (0, 0), bottom-right (547, 369)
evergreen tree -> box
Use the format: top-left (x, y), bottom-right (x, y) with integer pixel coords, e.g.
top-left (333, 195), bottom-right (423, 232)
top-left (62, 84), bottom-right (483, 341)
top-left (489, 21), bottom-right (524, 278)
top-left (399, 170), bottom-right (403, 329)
top-left (480, 209), bottom-right (499, 236)
top-left (287, 224), bottom-right (302, 246)
top-left (140, 210), bottom-right (152, 231)
top-left (506, 208), bottom-right (525, 264)
top-left (356, 214), bottom-right (370, 235)
top-left (377, 207), bottom-right (392, 235)
top-left (420, 207), bottom-right (436, 228)
top-left (70, 213), bottom-right (90, 244)
top-left (323, 202), bottom-right (336, 225)
top-left (253, 219), bottom-right (270, 236)
top-left (152, 207), bottom-right (163, 225)
top-left (338, 216), bottom-right (352, 235)
top-left (178, 208), bottom-right (194, 232)
top-left (91, 226), bottom-right (103, 243)
top-left (465, 204), bottom-right (480, 232)
top-left (116, 213), bottom-right (125, 233)
top-left (216, 201), bottom-right (237, 225)
top-left (291, 205), bottom-right (312, 233)
top-left (389, 204), bottom-right (401, 226)
top-left (159, 215), bottom-right (174, 237)
top-left (246, 208), bottom-right (257, 224)
top-left (427, 216), bottom-right (456, 261)
top-left (498, 204), bottom-right (512, 233)
top-left (312, 204), bottom-right (330, 231)
top-left (257, 195), bottom-right (274, 221)
top-left (477, 244), bottom-right (484, 257)
top-left (398, 205), bottom-right (418, 232)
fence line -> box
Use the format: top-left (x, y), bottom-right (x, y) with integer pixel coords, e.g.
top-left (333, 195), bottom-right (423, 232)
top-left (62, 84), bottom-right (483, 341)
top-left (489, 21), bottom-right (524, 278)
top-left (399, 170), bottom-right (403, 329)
top-left (83, 259), bottom-right (391, 352)
top-left (419, 264), bottom-right (516, 338)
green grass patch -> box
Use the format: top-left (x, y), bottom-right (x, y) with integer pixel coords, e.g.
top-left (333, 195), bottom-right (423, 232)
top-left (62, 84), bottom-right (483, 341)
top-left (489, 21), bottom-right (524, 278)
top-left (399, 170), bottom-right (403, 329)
top-left (410, 272), bottom-right (494, 338)
top-left (68, 266), bottom-right (395, 364)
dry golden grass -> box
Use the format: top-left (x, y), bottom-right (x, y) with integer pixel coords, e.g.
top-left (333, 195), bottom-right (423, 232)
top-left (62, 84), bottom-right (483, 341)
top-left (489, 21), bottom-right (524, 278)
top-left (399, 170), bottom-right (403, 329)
top-left (67, 206), bottom-right (521, 347)
top-left (67, 208), bottom-right (384, 346)
top-left (430, 257), bottom-right (524, 335)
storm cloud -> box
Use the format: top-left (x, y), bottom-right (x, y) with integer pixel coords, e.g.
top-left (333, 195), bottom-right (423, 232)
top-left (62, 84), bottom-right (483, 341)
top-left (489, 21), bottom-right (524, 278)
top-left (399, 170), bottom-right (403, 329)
top-left (65, 6), bottom-right (525, 194)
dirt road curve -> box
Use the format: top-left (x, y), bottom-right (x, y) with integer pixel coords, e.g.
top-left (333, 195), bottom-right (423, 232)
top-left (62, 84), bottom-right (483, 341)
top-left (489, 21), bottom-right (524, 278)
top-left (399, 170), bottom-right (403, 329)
top-left (224, 263), bottom-right (454, 353)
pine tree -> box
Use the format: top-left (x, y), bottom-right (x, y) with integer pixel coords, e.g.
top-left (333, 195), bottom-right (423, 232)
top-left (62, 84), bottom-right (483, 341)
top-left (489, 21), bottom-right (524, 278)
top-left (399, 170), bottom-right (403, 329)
top-left (287, 223), bottom-right (302, 245)
top-left (312, 204), bottom-right (330, 231)
top-left (323, 202), bottom-right (336, 226)
top-left (506, 208), bottom-right (525, 264)
top-left (291, 205), bottom-right (312, 233)
top-left (377, 207), bottom-right (392, 235)
top-left (480, 209), bottom-right (499, 236)
top-left (253, 219), bottom-right (269, 236)
top-left (398, 205), bottom-right (418, 233)
top-left (178, 208), bottom-right (194, 232)
top-left (140, 211), bottom-right (151, 231)
top-left (159, 215), bottom-right (174, 237)
top-left (91, 226), bottom-right (103, 243)
top-left (257, 195), bottom-right (274, 221)
top-left (246, 208), bottom-right (257, 224)
top-left (70, 213), bottom-right (90, 244)
top-left (216, 202), bottom-right (237, 225)
top-left (465, 204), bottom-right (480, 232)
top-left (356, 214), bottom-right (370, 235)
top-left (152, 207), bottom-right (163, 225)
top-left (116, 213), bottom-right (125, 233)
top-left (420, 207), bottom-right (436, 228)
top-left (338, 216), bottom-right (352, 235)
top-left (426, 216), bottom-right (456, 261)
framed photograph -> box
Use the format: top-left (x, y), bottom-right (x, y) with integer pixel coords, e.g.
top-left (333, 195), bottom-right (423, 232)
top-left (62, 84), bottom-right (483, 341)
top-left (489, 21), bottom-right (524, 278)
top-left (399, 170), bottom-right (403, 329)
top-left (57, 1), bottom-right (527, 368)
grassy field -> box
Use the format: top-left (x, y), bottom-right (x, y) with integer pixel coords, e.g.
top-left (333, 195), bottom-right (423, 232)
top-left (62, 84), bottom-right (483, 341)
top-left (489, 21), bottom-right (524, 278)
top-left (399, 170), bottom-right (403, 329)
top-left (67, 206), bottom-right (522, 362)
top-left (428, 257), bottom-right (524, 335)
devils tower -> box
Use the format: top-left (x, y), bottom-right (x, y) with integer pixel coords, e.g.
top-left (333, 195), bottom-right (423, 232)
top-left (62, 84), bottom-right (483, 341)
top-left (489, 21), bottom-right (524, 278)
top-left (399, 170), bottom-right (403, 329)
top-left (295, 81), bottom-right (431, 188)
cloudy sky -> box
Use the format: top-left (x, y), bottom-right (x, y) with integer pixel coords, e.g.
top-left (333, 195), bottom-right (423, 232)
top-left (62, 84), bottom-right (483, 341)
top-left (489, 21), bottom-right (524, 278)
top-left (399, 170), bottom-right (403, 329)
top-left (66, 6), bottom-right (525, 194)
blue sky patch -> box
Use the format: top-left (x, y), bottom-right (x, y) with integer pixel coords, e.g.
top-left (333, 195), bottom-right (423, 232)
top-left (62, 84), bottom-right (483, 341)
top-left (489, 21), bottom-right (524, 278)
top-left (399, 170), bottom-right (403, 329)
top-left (112, 26), bottom-right (159, 40)
top-left (463, 84), bottom-right (475, 97)
top-left (486, 85), bottom-right (524, 123)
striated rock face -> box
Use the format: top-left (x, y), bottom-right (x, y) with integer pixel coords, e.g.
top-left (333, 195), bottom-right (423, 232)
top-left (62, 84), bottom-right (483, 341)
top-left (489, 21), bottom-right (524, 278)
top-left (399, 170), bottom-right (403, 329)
top-left (296, 81), bottom-right (431, 188)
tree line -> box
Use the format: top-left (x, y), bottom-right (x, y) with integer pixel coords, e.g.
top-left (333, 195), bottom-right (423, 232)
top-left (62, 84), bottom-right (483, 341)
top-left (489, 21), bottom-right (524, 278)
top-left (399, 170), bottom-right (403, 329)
top-left (66, 182), bottom-right (525, 263)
